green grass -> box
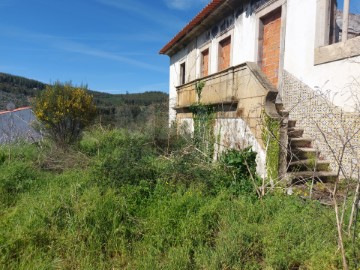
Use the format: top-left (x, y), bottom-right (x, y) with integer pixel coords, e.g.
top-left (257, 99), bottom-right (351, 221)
top-left (0, 129), bottom-right (358, 269)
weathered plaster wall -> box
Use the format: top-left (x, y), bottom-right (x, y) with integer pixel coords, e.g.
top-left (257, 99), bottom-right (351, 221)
top-left (176, 115), bottom-right (267, 178)
top-left (214, 118), bottom-right (267, 178)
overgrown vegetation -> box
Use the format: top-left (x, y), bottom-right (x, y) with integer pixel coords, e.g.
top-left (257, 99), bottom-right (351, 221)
top-left (1, 77), bottom-right (359, 269)
top-left (0, 128), bottom-right (358, 269)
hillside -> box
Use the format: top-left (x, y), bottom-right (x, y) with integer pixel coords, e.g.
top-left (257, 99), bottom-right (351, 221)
top-left (0, 72), bottom-right (168, 109)
top-left (0, 73), bottom-right (46, 109)
top-left (0, 73), bottom-right (169, 127)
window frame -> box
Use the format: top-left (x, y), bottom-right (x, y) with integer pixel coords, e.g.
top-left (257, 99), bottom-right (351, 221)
top-left (314, 0), bottom-right (360, 65)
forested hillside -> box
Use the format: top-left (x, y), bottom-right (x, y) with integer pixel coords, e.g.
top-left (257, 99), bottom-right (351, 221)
top-left (0, 73), bottom-right (168, 127)
top-left (0, 73), bottom-right (46, 108)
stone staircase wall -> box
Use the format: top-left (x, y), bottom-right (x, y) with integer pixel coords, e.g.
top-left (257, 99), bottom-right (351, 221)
top-left (281, 71), bottom-right (360, 180)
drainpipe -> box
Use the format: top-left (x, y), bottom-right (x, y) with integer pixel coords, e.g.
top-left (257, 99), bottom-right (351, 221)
top-left (342, 0), bottom-right (350, 42)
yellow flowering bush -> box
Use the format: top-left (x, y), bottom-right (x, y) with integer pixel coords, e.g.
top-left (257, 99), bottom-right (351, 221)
top-left (34, 82), bottom-right (96, 145)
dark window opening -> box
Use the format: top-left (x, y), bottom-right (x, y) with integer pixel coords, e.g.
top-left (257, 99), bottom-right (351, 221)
top-left (180, 62), bottom-right (186, 85)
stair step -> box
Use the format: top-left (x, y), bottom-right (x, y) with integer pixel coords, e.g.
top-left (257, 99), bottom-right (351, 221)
top-left (288, 160), bottom-right (331, 172)
top-left (288, 120), bottom-right (296, 128)
top-left (288, 147), bottom-right (320, 161)
top-left (278, 110), bottom-right (289, 117)
top-left (288, 129), bottom-right (304, 138)
top-left (289, 171), bottom-right (338, 185)
top-left (275, 103), bottom-right (284, 112)
top-left (289, 137), bottom-right (312, 148)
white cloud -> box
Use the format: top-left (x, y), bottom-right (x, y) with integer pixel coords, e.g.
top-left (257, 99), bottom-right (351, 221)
top-left (95, 0), bottom-right (185, 29)
top-left (164, 0), bottom-right (209, 10)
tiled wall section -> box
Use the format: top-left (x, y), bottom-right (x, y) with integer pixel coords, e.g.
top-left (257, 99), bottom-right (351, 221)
top-left (282, 71), bottom-right (360, 179)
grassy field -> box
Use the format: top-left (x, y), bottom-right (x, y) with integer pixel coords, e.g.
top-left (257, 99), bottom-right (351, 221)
top-left (0, 128), bottom-right (358, 269)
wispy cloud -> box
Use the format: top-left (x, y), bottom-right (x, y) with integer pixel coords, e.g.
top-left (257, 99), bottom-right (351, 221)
top-left (164, 0), bottom-right (209, 10)
top-left (95, 0), bottom-right (185, 30)
top-left (0, 25), bottom-right (167, 73)
top-left (55, 40), bottom-right (166, 73)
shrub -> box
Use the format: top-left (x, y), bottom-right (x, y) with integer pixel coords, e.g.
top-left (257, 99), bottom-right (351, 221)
top-left (220, 147), bottom-right (260, 195)
top-left (34, 82), bottom-right (96, 146)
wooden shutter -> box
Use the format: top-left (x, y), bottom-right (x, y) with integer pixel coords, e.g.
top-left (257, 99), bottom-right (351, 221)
top-left (219, 37), bottom-right (231, 71)
top-left (201, 49), bottom-right (209, 77)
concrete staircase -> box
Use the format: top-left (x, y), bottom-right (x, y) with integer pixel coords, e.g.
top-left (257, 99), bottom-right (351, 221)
top-left (275, 104), bottom-right (338, 186)
top-left (286, 118), bottom-right (338, 185)
top-left (273, 105), bottom-right (342, 204)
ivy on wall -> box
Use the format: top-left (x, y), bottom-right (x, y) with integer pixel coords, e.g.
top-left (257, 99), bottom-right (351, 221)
top-left (189, 80), bottom-right (216, 160)
top-left (262, 113), bottom-right (281, 181)
top-left (190, 103), bottom-right (215, 160)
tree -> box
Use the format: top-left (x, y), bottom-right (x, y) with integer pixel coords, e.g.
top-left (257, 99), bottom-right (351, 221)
top-left (34, 82), bottom-right (96, 145)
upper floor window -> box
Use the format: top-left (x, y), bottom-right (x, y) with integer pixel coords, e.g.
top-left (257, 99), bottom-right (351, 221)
top-left (180, 62), bottom-right (186, 85)
top-left (201, 49), bottom-right (209, 77)
top-left (315, 0), bottom-right (360, 65)
top-left (218, 36), bottom-right (231, 71)
top-left (329, 0), bottom-right (360, 43)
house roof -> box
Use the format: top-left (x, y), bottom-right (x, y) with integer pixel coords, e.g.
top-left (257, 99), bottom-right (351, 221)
top-left (159, 0), bottom-right (227, 55)
top-left (0, 106), bottom-right (32, 115)
top-left (0, 106), bottom-right (41, 144)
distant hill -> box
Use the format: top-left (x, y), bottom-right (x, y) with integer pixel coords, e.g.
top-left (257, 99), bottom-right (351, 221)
top-left (0, 72), bottom-right (168, 109)
top-left (0, 73), bottom-right (46, 109)
top-left (0, 72), bottom-right (169, 127)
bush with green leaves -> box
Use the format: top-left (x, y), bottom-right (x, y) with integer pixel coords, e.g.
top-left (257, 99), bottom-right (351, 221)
top-left (220, 147), bottom-right (260, 195)
top-left (34, 82), bottom-right (96, 146)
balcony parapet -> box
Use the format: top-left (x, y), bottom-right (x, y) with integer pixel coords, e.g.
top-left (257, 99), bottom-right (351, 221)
top-left (175, 62), bottom-right (279, 119)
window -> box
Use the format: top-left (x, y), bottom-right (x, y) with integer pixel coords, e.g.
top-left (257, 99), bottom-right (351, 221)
top-left (315, 0), bottom-right (360, 64)
top-left (201, 49), bottom-right (209, 77)
top-left (218, 36), bottom-right (231, 71)
top-left (180, 62), bottom-right (186, 85)
top-left (329, 0), bottom-right (360, 43)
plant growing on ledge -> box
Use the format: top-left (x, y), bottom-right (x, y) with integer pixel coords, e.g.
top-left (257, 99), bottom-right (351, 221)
top-left (190, 75), bottom-right (215, 160)
top-left (195, 80), bottom-right (205, 103)
top-left (34, 82), bottom-right (97, 146)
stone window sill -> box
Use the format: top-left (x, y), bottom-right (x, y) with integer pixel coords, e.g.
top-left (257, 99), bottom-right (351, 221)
top-left (314, 36), bottom-right (360, 65)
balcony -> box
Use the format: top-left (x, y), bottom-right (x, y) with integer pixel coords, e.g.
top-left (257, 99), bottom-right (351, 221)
top-left (175, 62), bottom-right (279, 120)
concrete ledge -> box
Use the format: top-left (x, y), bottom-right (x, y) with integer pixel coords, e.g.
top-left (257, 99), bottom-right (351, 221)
top-left (174, 100), bottom-right (238, 112)
top-left (314, 36), bottom-right (360, 65)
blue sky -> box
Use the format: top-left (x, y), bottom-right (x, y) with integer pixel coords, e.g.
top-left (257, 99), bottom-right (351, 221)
top-left (338, 1), bottom-right (359, 12)
top-left (0, 0), bottom-right (209, 94)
